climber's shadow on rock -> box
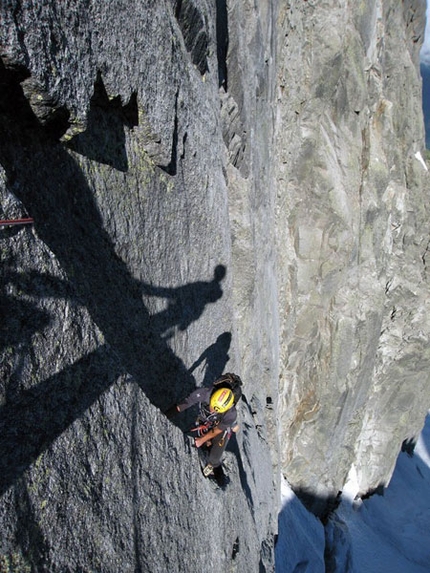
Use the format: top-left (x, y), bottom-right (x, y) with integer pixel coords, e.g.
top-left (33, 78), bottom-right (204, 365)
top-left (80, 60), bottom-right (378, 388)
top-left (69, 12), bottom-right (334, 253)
top-left (165, 330), bottom-right (232, 433)
top-left (0, 293), bottom-right (50, 352)
top-left (0, 63), bottom-right (221, 489)
top-left (0, 224), bottom-right (31, 241)
top-left (140, 265), bottom-right (226, 339)
top-left (0, 345), bottom-right (121, 496)
top-left (66, 72), bottom-right (138, 172)
top-left (188, 331), bottom-right (232, 386)
top-left (0, 63), bottom-right (194, 409)
top-left (0, 270), bottom-right (74, 352)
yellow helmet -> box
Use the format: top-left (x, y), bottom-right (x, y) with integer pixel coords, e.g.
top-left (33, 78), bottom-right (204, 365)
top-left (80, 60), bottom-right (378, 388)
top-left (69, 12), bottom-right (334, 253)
top-left (210, 387), bottom-right (234, 413)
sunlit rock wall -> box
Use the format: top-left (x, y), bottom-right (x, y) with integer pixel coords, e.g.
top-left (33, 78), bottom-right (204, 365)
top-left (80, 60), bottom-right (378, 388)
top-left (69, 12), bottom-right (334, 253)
top-left (275, 0), bottom-right (430, 509)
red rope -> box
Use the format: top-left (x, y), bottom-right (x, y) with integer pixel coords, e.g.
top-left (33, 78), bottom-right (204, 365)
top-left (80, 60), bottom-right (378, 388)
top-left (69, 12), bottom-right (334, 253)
top-left (0, 217), bottom-right (34, 227)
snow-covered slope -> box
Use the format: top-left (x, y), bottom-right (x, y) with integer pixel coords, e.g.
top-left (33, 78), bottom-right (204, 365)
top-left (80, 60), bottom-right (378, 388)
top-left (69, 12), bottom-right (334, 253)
top-left (277, 413), bottom-right (430, 572)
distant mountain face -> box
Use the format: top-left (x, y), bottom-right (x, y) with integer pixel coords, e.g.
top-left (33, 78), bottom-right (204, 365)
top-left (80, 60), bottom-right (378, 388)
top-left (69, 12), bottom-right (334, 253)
top-left (420, 63), bottom-right (430, 148)
top-left (0, 0), bottom-right (430, 570)
top-left (274, 0), bottom-right (430, 513)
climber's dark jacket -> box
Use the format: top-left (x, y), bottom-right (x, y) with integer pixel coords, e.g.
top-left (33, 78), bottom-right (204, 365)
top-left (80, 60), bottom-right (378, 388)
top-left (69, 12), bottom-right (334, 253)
top-left (177, 387), bottom-right (237, 431)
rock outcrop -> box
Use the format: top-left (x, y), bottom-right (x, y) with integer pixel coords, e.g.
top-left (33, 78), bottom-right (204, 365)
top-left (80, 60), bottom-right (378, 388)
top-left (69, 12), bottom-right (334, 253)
top-left (0, 0), bottom-right (429, 571)
top-left (275, 0), bottom-right (430, 512)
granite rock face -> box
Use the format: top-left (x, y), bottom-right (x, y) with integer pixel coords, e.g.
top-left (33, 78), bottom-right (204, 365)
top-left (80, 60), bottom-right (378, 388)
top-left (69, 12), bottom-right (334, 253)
top-left (275, 0), bottom-right (430, 511)
top-left (0, 1), bottom-right (277, 571)
top-left (0, 0), bottom-right (429, 570)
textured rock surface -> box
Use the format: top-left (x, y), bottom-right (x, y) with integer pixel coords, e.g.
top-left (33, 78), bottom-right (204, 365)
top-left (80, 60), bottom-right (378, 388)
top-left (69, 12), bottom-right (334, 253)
top-left (275, 0), bottom-right (430, 510)
top-left (0, 1), bottom-right (277, 571)
top-left (0, 0), bottom-right (429, 570)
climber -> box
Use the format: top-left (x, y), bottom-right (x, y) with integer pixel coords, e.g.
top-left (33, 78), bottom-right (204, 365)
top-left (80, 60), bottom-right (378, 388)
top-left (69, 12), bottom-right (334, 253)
top-left (166, 373), bottom-right (242, 477)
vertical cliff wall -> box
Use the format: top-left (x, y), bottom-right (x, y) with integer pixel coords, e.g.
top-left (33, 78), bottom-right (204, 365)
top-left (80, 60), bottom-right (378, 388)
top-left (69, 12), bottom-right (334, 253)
top-left (1, 0), bottom-right (430, 571)
top-left (0, 1), bottom-right (278, 571)
top-left (275, 0), bottom-right (430, 510)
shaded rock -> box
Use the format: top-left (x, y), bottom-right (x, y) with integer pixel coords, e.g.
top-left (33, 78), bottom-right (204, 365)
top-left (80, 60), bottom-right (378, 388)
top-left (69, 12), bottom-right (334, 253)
top-left (0, 1), bottom-right (277, 571)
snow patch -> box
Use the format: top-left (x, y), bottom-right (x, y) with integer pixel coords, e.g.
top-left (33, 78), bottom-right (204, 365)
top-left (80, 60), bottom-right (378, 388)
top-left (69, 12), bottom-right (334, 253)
top-left (341, 463), bottom-right (360, 505)
top-left (414, 151), bottom-right (428, 171)
top-left (280, 475), bottom-right (295, 504)
top-left (276, 477), bottom-right (325, 572)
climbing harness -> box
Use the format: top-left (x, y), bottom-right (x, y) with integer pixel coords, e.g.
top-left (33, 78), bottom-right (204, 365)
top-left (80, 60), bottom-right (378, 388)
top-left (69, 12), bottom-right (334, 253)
top-left (191, 405), bottom-right (221, 437)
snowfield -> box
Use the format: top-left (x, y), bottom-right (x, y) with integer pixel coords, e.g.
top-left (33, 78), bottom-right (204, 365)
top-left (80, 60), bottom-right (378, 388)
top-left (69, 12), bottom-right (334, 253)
top-left (276, 413), bottom-right (430, 572)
